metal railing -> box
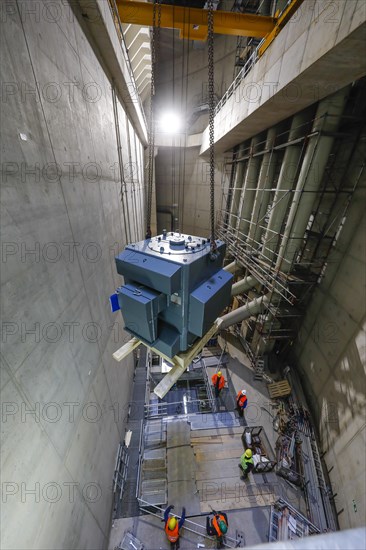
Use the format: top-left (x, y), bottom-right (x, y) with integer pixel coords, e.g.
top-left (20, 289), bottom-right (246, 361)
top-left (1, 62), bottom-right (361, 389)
top-left (214, 38), bottom-right (264, 116)
top-left (137, 499), bottom-right (239, 548)
top-left (144, 397), bottom-right (213, 419)
top-left (135, 418), bottom-right (145, 500)
top-left (217, 222), bottom-right (297, 304)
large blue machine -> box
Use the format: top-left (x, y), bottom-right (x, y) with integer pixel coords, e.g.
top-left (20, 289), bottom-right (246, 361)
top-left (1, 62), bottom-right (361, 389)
top-left (112, 231), bottom-right (233, 358)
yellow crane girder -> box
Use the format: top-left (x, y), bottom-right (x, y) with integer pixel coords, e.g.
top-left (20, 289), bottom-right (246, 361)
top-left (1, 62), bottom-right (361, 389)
top-left (116, 0), bottom-right (276, 41)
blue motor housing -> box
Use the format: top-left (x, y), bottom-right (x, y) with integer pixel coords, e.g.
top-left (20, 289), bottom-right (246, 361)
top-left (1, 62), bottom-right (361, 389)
top-left (114, 232), bottom-right (233, 358)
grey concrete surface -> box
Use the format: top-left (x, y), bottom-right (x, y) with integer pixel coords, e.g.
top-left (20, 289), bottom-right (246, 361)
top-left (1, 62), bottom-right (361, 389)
top-left (201, 0), bottom-right (366, 154)
top-left (154, 34), bottom-right (236, 236)
top-left (0, 1), bottom-right (145, 548)
top-left (294, 171), bottom-right (366, 528)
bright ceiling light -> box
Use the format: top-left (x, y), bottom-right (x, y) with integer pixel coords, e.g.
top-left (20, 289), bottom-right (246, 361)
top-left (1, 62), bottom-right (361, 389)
top-left (159, 112), bottom-right (181, 134)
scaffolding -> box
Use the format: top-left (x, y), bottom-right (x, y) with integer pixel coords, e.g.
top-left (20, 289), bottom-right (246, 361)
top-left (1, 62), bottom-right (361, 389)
top-left (216, 88), bottom-right (364, 359)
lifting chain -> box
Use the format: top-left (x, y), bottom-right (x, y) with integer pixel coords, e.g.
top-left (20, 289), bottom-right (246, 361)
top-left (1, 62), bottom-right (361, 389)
top-left (146, 0), bottom-right (161, 239)
top-left (207, 0), bottom-right (217, 258)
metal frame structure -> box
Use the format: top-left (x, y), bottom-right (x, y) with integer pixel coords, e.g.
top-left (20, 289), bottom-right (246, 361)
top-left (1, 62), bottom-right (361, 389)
top-left (116, 0), bottom-right (275, 41)
top-left (269, 498), bottom-right (320, 542)
top-left (136, 499), bottom-right (239, 548)
top-left (216, 85), bottom-right (363, 357)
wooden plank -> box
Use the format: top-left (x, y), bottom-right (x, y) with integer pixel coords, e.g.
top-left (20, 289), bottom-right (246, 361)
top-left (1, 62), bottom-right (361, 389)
top-left (195, 460), bottom-right (241, 481)
top-left (267, 379), bottom-right (291, 398)
top-left (191, 441), bottom-right (243, 452)
top-left (190, 427), bottom-right (244, 438)
top-left (191, 434), bottom-right (244, 446)
top-left (154, 323), bottom-right (219, 399)
top-left (195, 457), bottom-right (240, 472)
top-left (113, 337), bottom-right (140, 362)
top-left (199, 478), bottom-right (276, 512)
top-left (200, 492), bottom-right (275, 512)
top-left (195, 448), bottom-right (242, 461)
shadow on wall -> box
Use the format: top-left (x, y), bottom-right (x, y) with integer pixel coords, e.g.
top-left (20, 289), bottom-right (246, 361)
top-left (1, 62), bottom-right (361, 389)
top-left (318, 320), bottom-right (366, 451)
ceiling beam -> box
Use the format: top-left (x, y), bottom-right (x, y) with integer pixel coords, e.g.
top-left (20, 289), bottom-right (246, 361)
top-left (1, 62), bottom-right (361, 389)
top-left (116, 0), bottom-right (275, 41)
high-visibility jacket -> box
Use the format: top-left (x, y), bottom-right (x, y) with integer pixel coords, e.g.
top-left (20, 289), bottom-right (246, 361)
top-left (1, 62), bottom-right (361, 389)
top-left (236, 391), bottom-right (248, 409)
top-left (240, 453), bottom-right (254, 472)
top-left (212, 374), bottom-right (225, 390)
top-left (212, 513), bottom-right (227, 536)
top-left (165, 521), bottom-right (179, 543)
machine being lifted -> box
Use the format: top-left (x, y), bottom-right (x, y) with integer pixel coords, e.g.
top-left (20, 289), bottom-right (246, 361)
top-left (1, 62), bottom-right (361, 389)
top-left (112, 231), bottom-right (233, 358)
top-left (111, 2), bottom-right (234, 399)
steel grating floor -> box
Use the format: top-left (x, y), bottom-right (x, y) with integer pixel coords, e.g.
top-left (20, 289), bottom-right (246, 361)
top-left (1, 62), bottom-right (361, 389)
top-left (114, 348), bottom-right (148, 519)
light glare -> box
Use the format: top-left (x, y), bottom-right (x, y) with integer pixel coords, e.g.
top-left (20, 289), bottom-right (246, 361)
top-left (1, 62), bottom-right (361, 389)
top-left (159, 112), bottom-right (181, 134)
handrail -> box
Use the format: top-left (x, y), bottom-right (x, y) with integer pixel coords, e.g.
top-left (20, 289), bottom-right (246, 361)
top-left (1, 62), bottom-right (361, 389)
top-left (214, 38), bottom-right (264, 115)
top-left (215, 0), bottom-right (298, 116)
top-left (137, 498), bottom-right (239, 548)
top-left (144, 397), bottom-right (213, 419)
top-left (135, 418), bottom-right (144, 499)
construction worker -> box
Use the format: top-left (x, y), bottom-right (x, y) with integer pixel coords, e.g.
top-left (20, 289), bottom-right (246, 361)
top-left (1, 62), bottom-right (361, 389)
top-left (239, 448), bottom-right (254, 480)
top-left (211, 370), bottom-right (225, 398)
top-left (164, 504), bottom-right (186, 549)
top-left (236, 389), bottom-right (248, 417)
top-left (206, 509), bottom-right (228, 548)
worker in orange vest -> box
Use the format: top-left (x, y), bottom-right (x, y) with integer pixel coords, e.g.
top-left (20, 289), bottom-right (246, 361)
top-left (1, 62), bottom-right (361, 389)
top-left (164, 504), bottom-right (186, 549)
top-left (206, 509), bottom-right (228, 547)
top-left (211, 370), bottom-right (225, 398)
top-left (236, 389), bottom-right (248, 417)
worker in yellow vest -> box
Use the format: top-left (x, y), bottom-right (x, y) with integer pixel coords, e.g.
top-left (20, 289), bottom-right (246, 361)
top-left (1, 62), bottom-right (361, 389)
top-left (239, 448), bottom-right (254, 480)
top-left (164, 504), bottom-right (186, 549)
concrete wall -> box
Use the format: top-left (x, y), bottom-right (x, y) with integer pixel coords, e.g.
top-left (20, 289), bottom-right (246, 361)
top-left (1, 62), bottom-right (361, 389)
top-left (201, 0), bottom-right (366, 153)
top-left (155, 145), bottom-right (231, 236)
top-left (294, 155), bottom-right (366, 529)
top-left (1, 1), bottom-right (145, 549)
top-left (155, 34), bottom-right (236, 235)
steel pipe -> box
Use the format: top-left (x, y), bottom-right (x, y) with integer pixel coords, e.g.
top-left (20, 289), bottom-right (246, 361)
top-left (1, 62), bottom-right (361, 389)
top-left (247, 126), bottom-right (277, 249)
top-left (218, 294), bottom-right (271, 330)
top-left (236, 135), bottom-right (262, 240)
top-left (276, 85), bottom-right (350, 273)
top-left (223, 260), bottom-right (241, 274)
top-left (231, 275), bottom-right (258, 296)
top-left (228, 143), bottom-right (247, 230)
top-left (262, 111), bottom-right (309, 263)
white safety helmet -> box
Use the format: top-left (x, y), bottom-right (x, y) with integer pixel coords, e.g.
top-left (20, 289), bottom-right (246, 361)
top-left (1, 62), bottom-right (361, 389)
top-left (241, 390), bottom-right (246, 395)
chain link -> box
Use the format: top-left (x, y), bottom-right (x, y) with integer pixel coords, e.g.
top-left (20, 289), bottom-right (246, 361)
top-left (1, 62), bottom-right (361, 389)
top-left (146, 0), bottom-right (161, 238)
top-left (207, 0), bottom-right (217, 255)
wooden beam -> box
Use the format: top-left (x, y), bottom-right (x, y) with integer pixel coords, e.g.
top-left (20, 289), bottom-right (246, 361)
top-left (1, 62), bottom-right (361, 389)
top-left (112, 337), bottom-right (140, 362)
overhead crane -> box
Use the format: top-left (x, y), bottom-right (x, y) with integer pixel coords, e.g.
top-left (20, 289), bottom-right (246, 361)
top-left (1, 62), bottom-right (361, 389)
top-left (116, 0), bottom-right (275, 41)
top-left (116, 0), bottom-right (304, 56)
top-left (111, 0), bottom-right (305, 398)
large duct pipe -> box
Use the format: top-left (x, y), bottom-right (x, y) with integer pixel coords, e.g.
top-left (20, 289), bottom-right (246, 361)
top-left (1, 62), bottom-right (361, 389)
top-left (231, 275), bottom-right (258, 296)
top-left (247, 126), bottom-right (277, 250)
top-left (262, 111), bottom-right (309, 263)
top-left (223, 260), bottom-right (241, 274)
top-left (218, 294), bottom-right (271, 330)
top-left (236, 135), bottom-right (261, 240)
top-left (276, 85), bottom-right (350, 273)
top-left (228, 142), bottom-right (247, 230)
